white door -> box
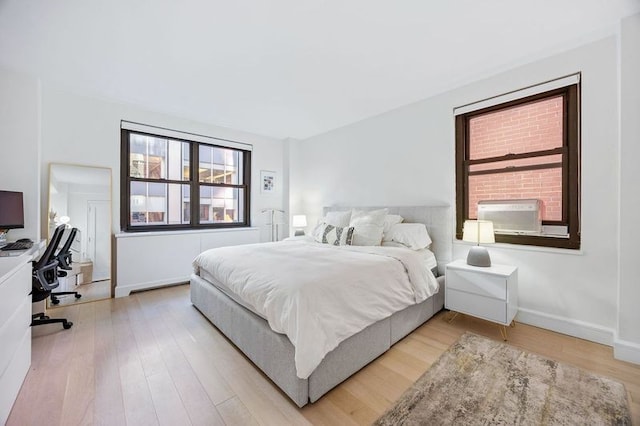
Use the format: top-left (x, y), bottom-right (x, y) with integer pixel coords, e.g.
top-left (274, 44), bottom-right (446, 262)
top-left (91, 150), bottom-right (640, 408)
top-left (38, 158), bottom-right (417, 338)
top-left (87, 200), bottom-right (110, 281)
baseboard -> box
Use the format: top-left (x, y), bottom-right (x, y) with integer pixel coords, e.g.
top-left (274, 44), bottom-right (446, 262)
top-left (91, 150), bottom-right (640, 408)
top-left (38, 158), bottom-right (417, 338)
top-left (516, 307), bottom-right (614, 346)
top-left (614, 338), bottom-right (640, 365)
top-left (114, 276), bottom-right (190, 297)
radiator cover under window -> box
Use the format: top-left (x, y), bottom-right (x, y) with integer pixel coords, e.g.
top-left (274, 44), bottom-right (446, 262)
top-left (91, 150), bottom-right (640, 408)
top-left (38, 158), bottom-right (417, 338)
top-left (478, 199), bottom-right (541, 235)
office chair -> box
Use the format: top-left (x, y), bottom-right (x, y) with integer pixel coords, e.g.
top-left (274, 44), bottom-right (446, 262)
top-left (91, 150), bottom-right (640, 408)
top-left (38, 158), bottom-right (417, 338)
top-left (49, 227), bottom-right (82, 305)
top-left (31, 224), bottom-right (73, 329)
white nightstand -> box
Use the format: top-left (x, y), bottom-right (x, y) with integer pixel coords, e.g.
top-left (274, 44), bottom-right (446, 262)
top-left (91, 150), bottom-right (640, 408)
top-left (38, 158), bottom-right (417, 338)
top-left (445, 259), bottom-right (518, 340)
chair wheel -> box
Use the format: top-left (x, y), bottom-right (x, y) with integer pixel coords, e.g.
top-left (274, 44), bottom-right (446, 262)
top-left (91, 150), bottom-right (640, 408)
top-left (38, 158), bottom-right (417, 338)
top-left (63, 321), bottom-right (73, 329)
top-left (43, 316), bottom-right (50, 320)
top-left (75, 294), bottom-right (82, 299)
top-left (52, 299), bottom-right (60, 305)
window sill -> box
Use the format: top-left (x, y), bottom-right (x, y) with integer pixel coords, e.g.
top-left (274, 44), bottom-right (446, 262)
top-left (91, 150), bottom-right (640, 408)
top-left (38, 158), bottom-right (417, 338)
top-left (453, 240), bottom-right (584, 256)
top-left (115, 227), bottom-right (259, 239)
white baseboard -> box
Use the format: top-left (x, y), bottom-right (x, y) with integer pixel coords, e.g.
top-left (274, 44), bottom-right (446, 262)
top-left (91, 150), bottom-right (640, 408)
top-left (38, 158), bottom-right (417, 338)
top-left (614, 338), bottom-right (640, 365)
top-left (516, 307), bottom-right (614, 346)
top-left (114, 276), bottom-right (190, 297)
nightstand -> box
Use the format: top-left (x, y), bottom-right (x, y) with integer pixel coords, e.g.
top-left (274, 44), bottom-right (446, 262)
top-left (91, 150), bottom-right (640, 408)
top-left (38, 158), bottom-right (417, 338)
top-left (445, 259), bottom-right (518, 340)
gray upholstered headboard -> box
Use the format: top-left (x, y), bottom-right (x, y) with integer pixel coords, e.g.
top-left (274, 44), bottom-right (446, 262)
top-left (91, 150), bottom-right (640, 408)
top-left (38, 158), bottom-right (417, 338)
top-left (322, 206), bottom-right (452, 273)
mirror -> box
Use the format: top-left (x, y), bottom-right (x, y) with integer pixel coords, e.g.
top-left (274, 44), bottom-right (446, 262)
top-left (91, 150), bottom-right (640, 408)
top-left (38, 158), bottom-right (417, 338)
top-left (48, 164), bottom-right (112, 307)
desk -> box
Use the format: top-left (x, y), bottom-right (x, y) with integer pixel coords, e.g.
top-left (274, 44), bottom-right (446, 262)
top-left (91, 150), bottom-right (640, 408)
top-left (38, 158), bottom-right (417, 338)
top-left (0, 243), bottom-right (42, 424)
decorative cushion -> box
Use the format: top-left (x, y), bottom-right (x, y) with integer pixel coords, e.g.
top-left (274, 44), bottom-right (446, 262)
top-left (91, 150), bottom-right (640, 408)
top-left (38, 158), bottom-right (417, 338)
top-left (323, 210), bottom-right (352, 228)
top-left (349, 208), bottom-right (388, 246)
top-left (314, 223), bottom-right (354, 246)
top-left (382, 214), bottom-right (404, 238)
top-left (383, 223), bottom-right (432, 250)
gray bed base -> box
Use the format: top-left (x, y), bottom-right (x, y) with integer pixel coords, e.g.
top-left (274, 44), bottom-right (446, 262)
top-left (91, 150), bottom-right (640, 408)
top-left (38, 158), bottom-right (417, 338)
top-left (190, 272), bottom-right (445, 407)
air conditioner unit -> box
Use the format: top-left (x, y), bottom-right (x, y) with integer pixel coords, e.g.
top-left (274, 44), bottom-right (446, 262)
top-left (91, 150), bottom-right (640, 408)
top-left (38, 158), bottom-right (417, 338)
top-left (478, 199), bottom-right (541, 235)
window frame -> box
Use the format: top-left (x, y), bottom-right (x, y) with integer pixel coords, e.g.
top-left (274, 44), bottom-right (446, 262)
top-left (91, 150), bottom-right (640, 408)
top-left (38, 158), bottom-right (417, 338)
top-left (455, 83), bottom-right (581, 249)
top-left (120, 128), bottom-right (251, 232)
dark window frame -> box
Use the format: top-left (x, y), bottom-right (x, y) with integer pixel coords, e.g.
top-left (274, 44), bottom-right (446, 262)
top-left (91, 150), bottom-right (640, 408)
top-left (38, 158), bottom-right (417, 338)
top-left (120, 129), bottom-right (251, 232)
top-left (455, 83), bottom-right (581, 249)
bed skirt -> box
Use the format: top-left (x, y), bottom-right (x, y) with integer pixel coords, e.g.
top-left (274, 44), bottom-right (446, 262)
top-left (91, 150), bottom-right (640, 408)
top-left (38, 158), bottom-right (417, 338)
top-left (190, 273), bottom-right (445, 407)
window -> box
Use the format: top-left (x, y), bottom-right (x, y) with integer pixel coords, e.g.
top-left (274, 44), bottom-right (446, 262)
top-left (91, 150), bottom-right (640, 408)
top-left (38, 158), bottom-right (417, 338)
top-left (455, 79), bottom-right (580, 249)
top-left (121, 127), bottom-right (251, 231)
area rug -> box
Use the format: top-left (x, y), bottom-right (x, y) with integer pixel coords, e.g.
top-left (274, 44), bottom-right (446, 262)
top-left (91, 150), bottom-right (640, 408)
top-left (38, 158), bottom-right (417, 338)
top-left (375, 332), bottom-right (631, 425)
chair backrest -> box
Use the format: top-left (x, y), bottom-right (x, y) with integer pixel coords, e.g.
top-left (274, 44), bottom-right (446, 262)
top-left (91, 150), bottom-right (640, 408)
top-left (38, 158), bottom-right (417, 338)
top-left (32, 225), bottom-right (66, 292)
top-left (56, 227), bottom-right (78, 269)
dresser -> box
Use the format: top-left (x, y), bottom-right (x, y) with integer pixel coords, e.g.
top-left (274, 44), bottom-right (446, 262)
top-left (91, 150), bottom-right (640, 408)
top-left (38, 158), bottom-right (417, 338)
top-left (445, 259), bottom-right (518, 336)
top-left (0, 245), bottom-right (40, 424)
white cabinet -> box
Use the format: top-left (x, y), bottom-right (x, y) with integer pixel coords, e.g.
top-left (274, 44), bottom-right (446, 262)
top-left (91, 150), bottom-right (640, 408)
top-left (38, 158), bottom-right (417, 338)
top-left (445, 259), bottom-right (518, 326)
top-left (115, 227), bottom-right (261, 297)
top-left (0, 248), bottom-right (38, 425)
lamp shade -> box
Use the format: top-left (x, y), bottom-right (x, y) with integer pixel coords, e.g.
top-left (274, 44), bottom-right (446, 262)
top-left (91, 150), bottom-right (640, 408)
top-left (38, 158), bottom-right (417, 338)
top-left (292, 215), bottom-right (307, 228)
top-left (462, 220), bottom-right (495, 244)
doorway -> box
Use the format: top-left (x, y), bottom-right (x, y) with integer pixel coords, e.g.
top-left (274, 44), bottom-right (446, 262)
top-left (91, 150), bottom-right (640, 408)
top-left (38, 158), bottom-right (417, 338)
top-left (87, 200), bottom-right (110, 281)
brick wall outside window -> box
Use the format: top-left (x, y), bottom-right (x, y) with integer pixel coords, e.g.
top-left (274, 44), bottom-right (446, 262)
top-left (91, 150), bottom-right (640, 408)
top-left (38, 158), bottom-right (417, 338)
top-left (467, 97), bottom-right (563, 221)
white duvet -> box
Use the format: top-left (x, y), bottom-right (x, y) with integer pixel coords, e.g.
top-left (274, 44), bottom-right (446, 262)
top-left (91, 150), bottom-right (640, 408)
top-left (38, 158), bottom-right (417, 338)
top-left (192, 240), bottom-right (439, 379)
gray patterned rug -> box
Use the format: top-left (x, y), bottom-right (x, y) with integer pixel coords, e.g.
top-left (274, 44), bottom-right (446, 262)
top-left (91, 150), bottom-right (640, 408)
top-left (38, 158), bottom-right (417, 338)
top-left (375, 332), bottom-right (631, 425)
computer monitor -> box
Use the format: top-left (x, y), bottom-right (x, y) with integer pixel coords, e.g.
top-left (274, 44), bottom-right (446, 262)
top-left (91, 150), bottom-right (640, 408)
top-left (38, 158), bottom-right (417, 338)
top-left (0, 191), bottom-right (25, 244)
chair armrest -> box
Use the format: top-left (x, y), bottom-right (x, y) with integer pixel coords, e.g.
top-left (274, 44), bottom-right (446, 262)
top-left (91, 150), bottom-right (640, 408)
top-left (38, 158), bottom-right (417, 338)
top-left (33, 260), bottom-right (60, 292)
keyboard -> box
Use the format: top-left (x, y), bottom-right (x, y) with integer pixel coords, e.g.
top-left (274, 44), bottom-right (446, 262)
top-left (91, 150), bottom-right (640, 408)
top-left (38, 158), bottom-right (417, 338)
top-left (1, 241), bottom-right (33, 251)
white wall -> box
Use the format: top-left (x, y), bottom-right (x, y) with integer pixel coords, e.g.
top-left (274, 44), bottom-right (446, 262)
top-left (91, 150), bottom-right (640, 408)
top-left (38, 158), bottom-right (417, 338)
top-left (0, 70), bottom-right (288, 291)
top-left (290, 35), bottom-right (625, 348)
top-left (0, 67), bottom-right (40, 241)
top-left (36, 84), bottom-right (287, 291)
top-left (39, 84), bottom-right (288, 240)
top-left (617, 13), bottom-right (640, 363)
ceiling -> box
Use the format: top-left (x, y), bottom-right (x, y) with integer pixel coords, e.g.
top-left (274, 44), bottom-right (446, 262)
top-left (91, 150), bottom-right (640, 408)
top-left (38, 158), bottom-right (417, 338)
top-left (1, 0), bottom-right (638, 140)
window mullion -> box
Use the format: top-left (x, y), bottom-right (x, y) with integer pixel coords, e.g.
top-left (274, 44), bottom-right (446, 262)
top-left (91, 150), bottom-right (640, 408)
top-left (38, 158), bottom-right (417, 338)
top-left (191, 142), bottom-right (199, 227)
top-left (468, 147), bottom-right (565, 165)
top-left (468, 162), bottom-right (563, 176)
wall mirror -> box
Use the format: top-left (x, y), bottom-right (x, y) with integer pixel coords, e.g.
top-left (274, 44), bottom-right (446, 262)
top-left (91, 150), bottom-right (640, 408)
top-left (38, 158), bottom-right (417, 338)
top-left (48, 164), bottom-right (112, 307)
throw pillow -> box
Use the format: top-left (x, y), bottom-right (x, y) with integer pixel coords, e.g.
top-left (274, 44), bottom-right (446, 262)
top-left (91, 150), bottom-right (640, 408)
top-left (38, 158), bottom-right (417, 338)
top-left (349, 208), bottom-right (388, 246)
top-left (314, 223), bottom-right (355, 246)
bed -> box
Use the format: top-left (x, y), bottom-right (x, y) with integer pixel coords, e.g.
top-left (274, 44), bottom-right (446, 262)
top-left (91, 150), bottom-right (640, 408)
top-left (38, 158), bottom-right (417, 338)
top-left (190, 205), bottom-right (451, 407)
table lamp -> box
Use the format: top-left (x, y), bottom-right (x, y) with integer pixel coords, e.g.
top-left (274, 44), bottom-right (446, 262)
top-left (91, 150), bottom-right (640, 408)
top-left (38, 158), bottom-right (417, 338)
top-left (292, 215), bottom-right (307, 236)
top-left (462, 220), bottom-right (495, 267)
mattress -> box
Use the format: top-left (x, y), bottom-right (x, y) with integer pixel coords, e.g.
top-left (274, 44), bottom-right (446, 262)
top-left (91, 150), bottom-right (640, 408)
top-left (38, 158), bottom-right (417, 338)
top-left (197, 245), bottom-right (438, 317)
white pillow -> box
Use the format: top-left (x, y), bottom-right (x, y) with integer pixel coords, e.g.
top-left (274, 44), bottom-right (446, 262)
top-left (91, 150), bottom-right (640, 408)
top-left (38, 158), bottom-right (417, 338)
top-left (322, 210), bottom-right (352, 228)
top-left (383, 223), bottom-right (432, 250)
top-left (382, 214), bottom-right (404, 237)
top-left (314, 223), bottom-right (354, 246)
top-left (349, 208), bottom-right (388, 246)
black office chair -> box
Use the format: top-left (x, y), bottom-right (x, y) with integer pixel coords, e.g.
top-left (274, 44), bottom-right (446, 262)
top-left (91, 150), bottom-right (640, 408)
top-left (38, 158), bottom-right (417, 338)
top-left (31, 224), bottom-right (73, 329)
top-left (49, 227), bottom-right (82, 305)
top-left (56, 227), bottom-right (77, 270)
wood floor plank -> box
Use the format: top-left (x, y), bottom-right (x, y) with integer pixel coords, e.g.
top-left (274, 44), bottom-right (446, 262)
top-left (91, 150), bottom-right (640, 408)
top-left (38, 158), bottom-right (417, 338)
top-left (162, 308), bottom-right (236, 406)
top-left (137, 290), bottom-right (226, 426)
top-left (300, 395), bottom-right (360, 426)
top-left (59, 302), bottom-right (96, 426)
top-left (217, 396), bottom-right (260, 426)
top-left (93, 298), bottom-right (127, 426)
top-left (166, 299), bottom-right (311, 426)
top-left (7, 284), bottom-right (640, 425)
top-left (146, 370), bottom-right (194, 426)
top-left (27, 304), bottom-right (80, 425)
top-left (112, 296), bottom-right (159, 426)
top-left (323, 385), bottom-right (379, 425)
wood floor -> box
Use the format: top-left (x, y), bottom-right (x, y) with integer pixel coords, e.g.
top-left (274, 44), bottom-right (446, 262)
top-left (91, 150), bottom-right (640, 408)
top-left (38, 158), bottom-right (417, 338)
top-left (49, 279), bottom-right (111, 307)
top-left (8, 284), bottom-right (640, 425)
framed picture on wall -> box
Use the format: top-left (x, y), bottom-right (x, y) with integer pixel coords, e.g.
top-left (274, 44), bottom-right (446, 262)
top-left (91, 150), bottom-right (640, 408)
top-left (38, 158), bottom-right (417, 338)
top-left (261, 170), bottom-right (276, 194)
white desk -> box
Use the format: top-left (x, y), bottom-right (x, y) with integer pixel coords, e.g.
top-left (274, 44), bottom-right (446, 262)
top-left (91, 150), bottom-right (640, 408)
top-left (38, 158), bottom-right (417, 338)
top-left (0, 243), bottom-right (42, 424)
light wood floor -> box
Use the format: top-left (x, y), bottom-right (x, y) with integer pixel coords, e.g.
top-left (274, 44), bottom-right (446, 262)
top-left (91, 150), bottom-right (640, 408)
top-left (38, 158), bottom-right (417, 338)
top-left (8, 284), bottom-right (640, 425)
top-left (48, 279), bottom-right (112, 307)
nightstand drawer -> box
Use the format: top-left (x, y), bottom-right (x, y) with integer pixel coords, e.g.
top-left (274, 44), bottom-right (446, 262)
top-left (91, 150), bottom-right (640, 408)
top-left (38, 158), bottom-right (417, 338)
top-left (446, 268), bottom-right (507, 300)
top-left (446, 289), bottom-right (507, 324)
